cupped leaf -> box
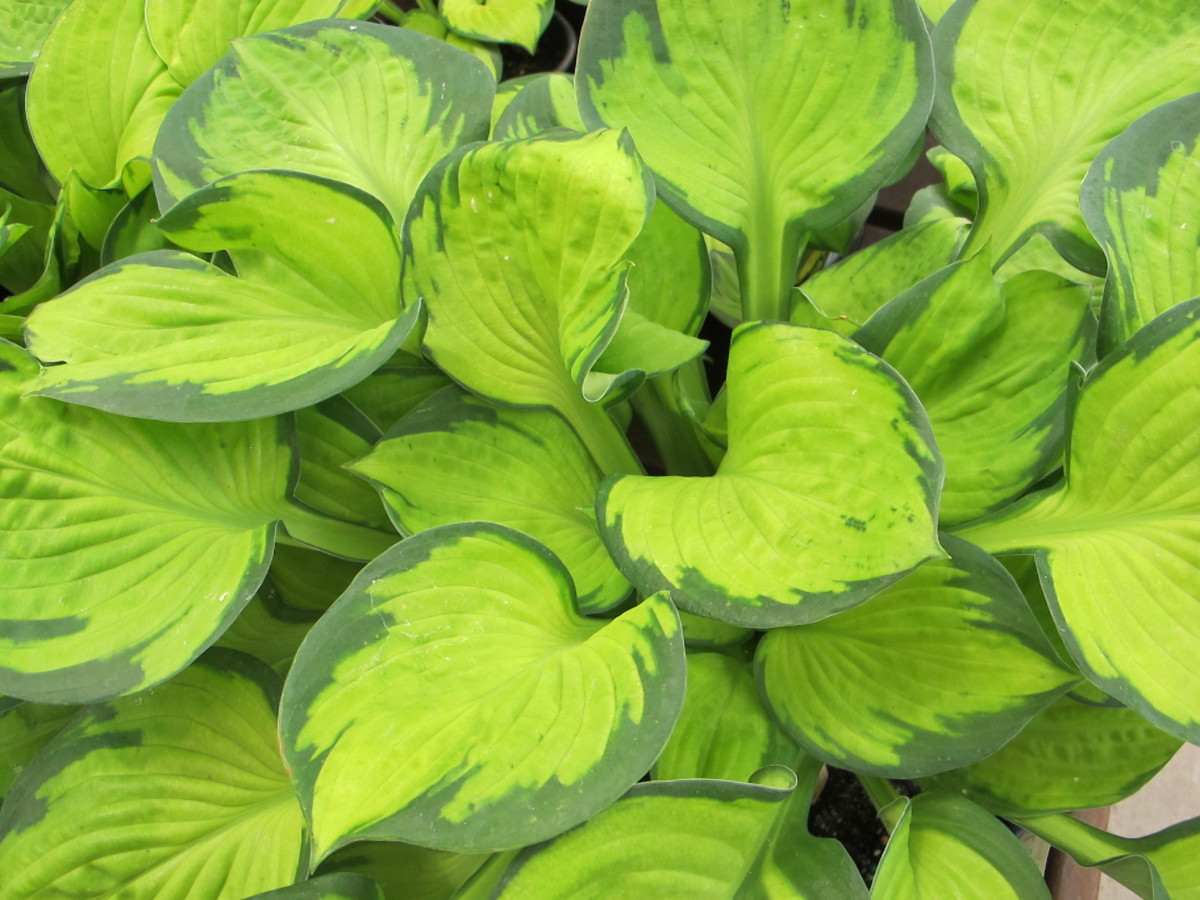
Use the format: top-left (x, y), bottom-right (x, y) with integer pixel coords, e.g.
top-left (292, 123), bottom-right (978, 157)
top-left (153, 20), bottom-right (494, 226)
top-left (578, 0), bottom-right (933, 320)
top-left (652, 652), bottom-right (795, 782)
top-left (793, 215), bottom-right (969, 336)
top-left (26, 171), bottom-right (418, 421)
top-left (318, 842), bottom-right (489, 900)
top-left (872, 793), bottom-right (1051, 900)
top-left (933, 0), bottom-right (1200, 270)
top-left (216, 584), bottom-right (321, 676)
top-left (599, 321), bottom-right (943, 628)
top-left (351, 387), bottom-right (631, 613)
top-left (25, 0), bottom-right (182, 192)
top-left (855, 253), bottom-right (1095, 525)
top-left (145, 0), bottom-right (343, 88)
top-left (440, 0), bottom-right (553, 52)
top-left (624, 199), bottom-right (710, 337)
top-left (1082, 93), bottom-right (1200, 353)
top-left (956, 298), bottom-right (1200, 742)
top-left (0, 651), bottom-right (306, 899)
top-left (921, 693), bottom-right (1183, 817)
top-left (406, 129), bottom-right (651, 472)
top-left (0, 0), bottom-right (70, 78)
top-left (280, 523), bottom-right (684, 861)
top-left (295, 398), bottom-right (391, 536)
top-left (0, 87), bottom-right (53, 204)
top-left (99, 184), bottom-right (176, 265)
top-left (266, 544), bottom-right (364, 613)
top-left (341, 350), bottom-right (453, 433)
top-left (0, 341), bottom-right (290, 703)
top-left (758, 535), bottom-right (1074, 778)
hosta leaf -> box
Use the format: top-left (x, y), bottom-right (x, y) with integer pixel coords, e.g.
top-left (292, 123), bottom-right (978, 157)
top-left (351, 387), bottom-right (631, 613)
top-left (25, 0), bottom-right (182, 192)
top-left (341, 350), bottom-right (452, 433)
top-left (318, 842), bottom-right (489, 900)
top-left (578, 0), bottom-right (932, 320)
top-left (295, 398), bottom-right (391, 535)
top-left (26, 171), bottom-right (417, 421)
top-left (99, 185), bottom-right (175, 265)
top-left (216, 584), bottom-right (321, 676)
top-left (145, 0), bottom-right (343, 87)
top-left (154, 21), bottom-right (493, 226)
top-left (0, 88), bottom-right (53, 205)
top-left (0, 341), bottom-right (290, 703)
top-left (922, 693), bottom-right (1183, 816)
top-left (957, 298), bottom-right (1200, 742)
top-left (492, 73), bottom-right (585, 140)
top-left (0, 702), bottom-right (76, 800)
top-left (267, 544), bottom-right (364, 613)
top-left (652, 652), bottom-right (795, 782)
top-left (440, 0), bottom-right (553, 52)
top-left (793, 215), bottom-right (969, 337)
top-left (1082, 94), bottom-right (1200, 353)
top-left (0, 0), bottom-right (70, 78)
top-left (406, 129), bottom-right (651, 472)
top-left (625, 200), bottom-right (710, 337)
top-left (599, 321), bottom-right (943, 628)
top-left (872, 793), bottom-right (1051, 900)
top-left (0, 651), bottom-right (306, 899)
top-left (280, 523), bottom-right (684, 860)
top-left (247, 873), bottom-right (384, 900)
top-left (933, 0), bottom-right (1200, 270)
top-left (677, 611), bottom-right (751, 650)
top-left (758, 535), bottom-right (1073, 778)
top-left (856, 254), bottom-right (1095, 525)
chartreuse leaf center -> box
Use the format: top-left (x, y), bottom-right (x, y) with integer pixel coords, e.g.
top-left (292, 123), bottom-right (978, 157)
top-left (599, 321), bottom-right (944, 628)
top-left (279, 522), bottom-right (684, 863)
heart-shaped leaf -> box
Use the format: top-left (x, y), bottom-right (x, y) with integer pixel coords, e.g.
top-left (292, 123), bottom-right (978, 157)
top-left (492, 73), bottom-right (585, 140)
top-left (406, 129), bottom-right (651, 473)
top-left (351, 387), bottom-right (631, 613)
top-left (578, 0), bottom-right (933, 320)
top-left (318, 842), bottom-right (489, 900)
top-left (957, 298), bottom-right (1200, 742)
top-left (440, 0), bottom-right (553, 52)
top-left (758, 535), bottom-right (1074, 777)
top-left (933, 0), bottom-right (1200, 270)
top-left (599, 321), bottom-right (943, 628)
top-left (25, 0), bottom-right (182, 193)
top-left (922, 693), bottom-right (1183, 817)
top-left (0, 341), bottom-right (290, 703)
top-left (872, 793), bottom-right (1051, 900)
top-left (1082, 94), bottom-right (1200, 354)
top-left (856, 253), bottom-right (1095, 525)
top-left (0, 651), bottom-right (306, 899)
top-left (145, 0), bottom-right (343, 88)
top-left (26, 171), bottom-right (418, 421)
top-left (280, 523), bottom-right (684, 861)
top-left (153, 20), bottom-right (493, 226)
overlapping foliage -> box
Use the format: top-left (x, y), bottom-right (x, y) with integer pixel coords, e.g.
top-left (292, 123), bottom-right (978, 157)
top-left (2, 0), bottom-right (1199, 896)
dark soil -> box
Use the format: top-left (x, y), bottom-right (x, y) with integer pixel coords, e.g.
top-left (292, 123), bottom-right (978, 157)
top-left (808, 767), bottom-right (891, 886)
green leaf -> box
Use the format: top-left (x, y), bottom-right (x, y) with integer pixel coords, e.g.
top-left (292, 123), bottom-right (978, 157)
top-left (25, 0), bottom-right (182, 192)
top-left (856, 254), bottom-right (1095, 525)
top-left (956, 298), bottom-right (1200, 742)
top-left (279, 523), bottom-right (684, 861)
top-left (578, 0), bottom-right (933, 320)
top-left (1082, 94), bottom-right (1200, 353)
top-left (758, 535), bottom-right (1074, 778)
top-left (0, 341), bottom-right (291, 703)
top-left (921, 693), bottom-right (1183, 817)
top-left (406, 129), bottom-right (651, 473)
top-left (871, 793), bottom-right (1051, 900)
top-left (793, 216), bottom-right (968, 337)
top-left (351, 387), bottom-right (632, 614)
top-left (266, 544), bottom-right (364, 613)
top-left (590, 310), bottom-right (707, 397)
top-left (0, 87), bottom-right (53, 205)
top-left (933, 0), bottom-right (1200, 270)
top-left (652, 652), bottom-right (795, 782)
top-left (341, 350), bottom-right (453, 433)
top-left (440, 0), bottom-right (553, 52)
top-left (145, 0), bottom-right (344, 87)
top-left (0, 702), bottom-right (76, 801)
top-left (318, 842), bottom-right (489, 900)
top-left (492, 73), bottom-right (585, 139)
top-left (100, 185), bottom-right (176, 265)
top-left (677, 611), bottom-right (752, 650)
top-left (625, 199), bottom-right (710, 337)
top-left (26, 171), bottom-right (418, 421)
top-left (247, 873), bottom-right (384, 900)
top-left (0, 651), bottom-right (306, 899)
top-left (153, 20), bottom-right (493, 227)
top-left (599, 321), bottom-right (943, 628)
top-left (0, 0), bottom-right (70, 79)
top-left (216, 584), bottom-right (321, 677)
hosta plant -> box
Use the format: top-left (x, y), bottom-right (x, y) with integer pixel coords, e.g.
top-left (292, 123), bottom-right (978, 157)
top-left (3, 0), bottom-right (1200, 897)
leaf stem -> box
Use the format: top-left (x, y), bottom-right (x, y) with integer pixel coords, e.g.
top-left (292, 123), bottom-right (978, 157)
top-left (738, 216), bottom-right (806, 323)
top-left (630, 367), bottom-right (716, 476)
top-left (1013, 813), bottom-right (1132, 865)
top-left (562, 390), bottom-right (645, 476)
top-left (857, 774), bottom-right (905, 834)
